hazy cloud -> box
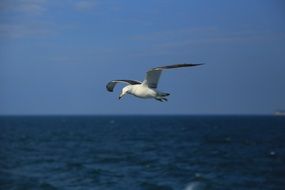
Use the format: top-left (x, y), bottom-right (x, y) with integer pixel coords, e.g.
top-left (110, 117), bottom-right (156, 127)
top-left (18, 0), bottom-right (46, 14)
top-left (74, 0), bottom-right (96, 11)
top-left (0, 0), bottom-right (47, 15)
top-left (128, 28), bottom-right (285, 57)
top-left (0, 22), bottom-right (54, 38)
top-left (130, 27), bottom-right (282, 47)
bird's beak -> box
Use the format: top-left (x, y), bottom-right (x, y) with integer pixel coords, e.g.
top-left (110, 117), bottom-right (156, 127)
top-left (119, 91), bottom-right (127, 100)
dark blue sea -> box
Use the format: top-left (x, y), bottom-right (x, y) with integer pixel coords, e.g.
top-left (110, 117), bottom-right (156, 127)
top-left (0, 116), bottom-right (284, 190)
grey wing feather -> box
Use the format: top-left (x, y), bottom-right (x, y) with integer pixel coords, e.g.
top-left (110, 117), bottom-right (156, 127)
top-left (106, 80), bottom-right (142, 92)
top-left (143, 70), bottom-right (162, 89)
top-left (143, 63), bottom-right (204, 89)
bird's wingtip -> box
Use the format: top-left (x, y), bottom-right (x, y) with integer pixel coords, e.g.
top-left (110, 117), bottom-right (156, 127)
top-left (106, 82), bottom-right (114, 92)
top-left (184, 63), bottom-right (205, 66)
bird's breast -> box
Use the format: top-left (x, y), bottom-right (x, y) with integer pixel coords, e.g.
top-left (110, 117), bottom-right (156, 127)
top-left (131, 85), bottom-right (157, 98)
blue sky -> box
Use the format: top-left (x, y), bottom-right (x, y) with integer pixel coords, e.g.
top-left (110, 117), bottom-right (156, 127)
top-left (0, 0), bottom-right (285, 115)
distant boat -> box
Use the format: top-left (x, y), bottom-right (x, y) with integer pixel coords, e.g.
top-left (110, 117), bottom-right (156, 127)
top-left (274, 110), bottom-right (285, 116)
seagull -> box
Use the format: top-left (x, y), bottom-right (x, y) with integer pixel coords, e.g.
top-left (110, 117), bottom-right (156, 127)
top-left (106, 63), bottom-right (203, 102)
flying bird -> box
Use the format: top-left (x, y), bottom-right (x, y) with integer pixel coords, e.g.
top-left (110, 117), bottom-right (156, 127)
top-left (106, 63), bottom-right (203, 102)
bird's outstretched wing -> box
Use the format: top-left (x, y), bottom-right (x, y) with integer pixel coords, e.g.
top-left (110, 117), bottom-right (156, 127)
top-left (143, 63), bottom-right (203, 89)
top-left (106, 80), bottom-right (142, 92)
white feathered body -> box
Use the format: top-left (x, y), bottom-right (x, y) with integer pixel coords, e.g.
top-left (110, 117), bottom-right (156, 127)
top-left (128, 84), bottom-right (158, 99)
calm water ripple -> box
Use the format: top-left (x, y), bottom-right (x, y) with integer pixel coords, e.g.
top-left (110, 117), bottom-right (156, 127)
top-left (0, 116), bottom-right (284, 190)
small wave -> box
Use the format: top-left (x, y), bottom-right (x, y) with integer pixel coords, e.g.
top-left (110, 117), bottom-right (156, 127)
top-left (65, 162), bottom-right (84, 171)
top-left (140, 181), bottom-right (173, 190)
top-left (87, 168), bottom-right (124, 180)
top-left (184, 182), bottom-right (206, 190)
top-left (0, 171), bottom-right (58, 190)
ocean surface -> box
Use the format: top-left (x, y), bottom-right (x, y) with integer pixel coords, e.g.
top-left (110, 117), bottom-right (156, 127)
top-left (0, 116), bottom-right (284, 190)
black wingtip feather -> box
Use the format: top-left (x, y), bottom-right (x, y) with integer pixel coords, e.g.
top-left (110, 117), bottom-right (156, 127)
top-left (155, 63), bottom-right (204, 70)
top-left (106, 82), bottom-right (114, 92)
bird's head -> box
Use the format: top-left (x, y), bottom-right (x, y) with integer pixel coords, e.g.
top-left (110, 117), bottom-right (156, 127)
top-left (119, 86), bottom-right (130, 100)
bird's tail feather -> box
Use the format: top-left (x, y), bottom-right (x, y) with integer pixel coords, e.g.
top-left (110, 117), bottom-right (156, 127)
top-left (159, 92), bottom-right (170, 97)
